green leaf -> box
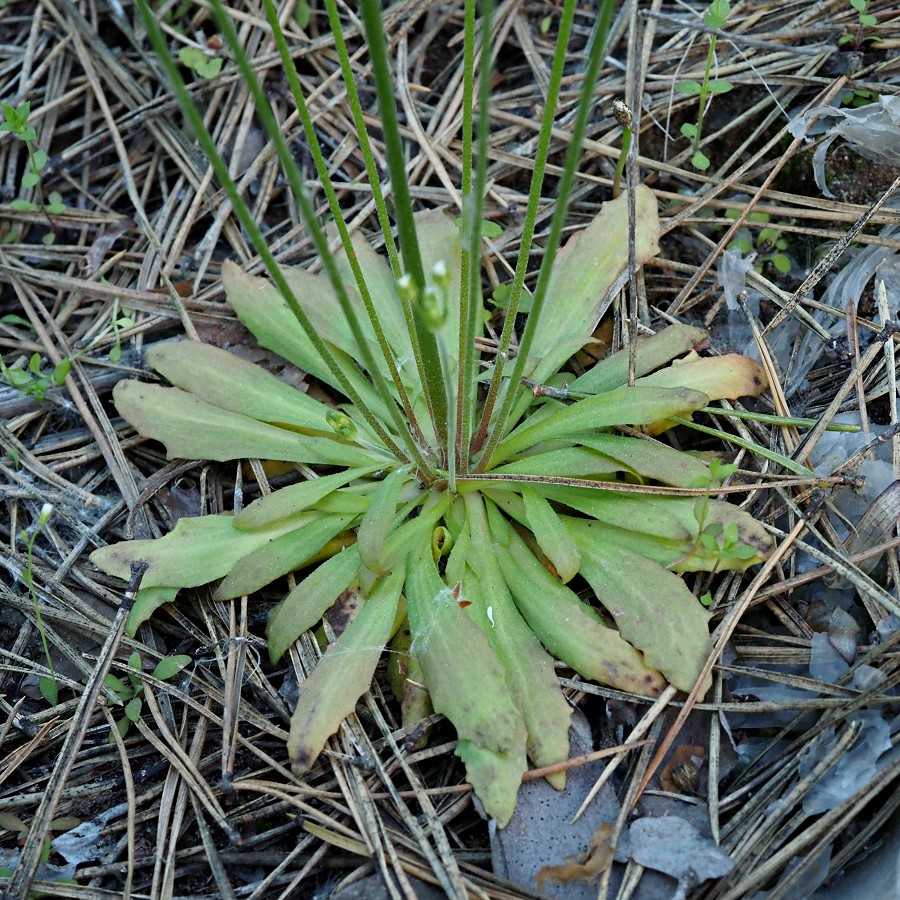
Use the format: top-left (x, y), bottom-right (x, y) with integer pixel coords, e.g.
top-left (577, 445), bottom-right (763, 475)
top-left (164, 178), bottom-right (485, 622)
top-left (287, 570), bottom-right (403, 772)
top-left (356, 468), bottom-right (411, 575)
top-left (267, 545), bottom-right (362, 662)
top-left (571, 323), bottom-right (707, 395)
top-left (9, 199), bottom-right (38, 211)
top-left (112, 380), bottom-right (379, 467)
top-left (21, 171), bottom-right (39, 189)
top-left (772, 253), bottom-right (792, 273)
top-left (39, 676), bottom-right (58, 706)
top-left (495, 385), bottom-right (709, 461)
top-left (0, 314), bottom-right (33, 328)
top-left (675, 81), bottom-right (703, 95)
top-left (495, 524), bottom-right (666, 696)
top-left (234, 466), bottom-right (379, 530)
top-left (146, 341), bottom-right (344, 434)
top-left (468, 496), bottom-right (573, 785)
top-left (575, 539), bottom-right (713, 693)
top-left (214, 512), bottom-right (355, 601)
top-left (692, 150), bottom-right (711, 170)
top-left (294, 0), bottom-right (311, 28)
top-left (680, 122), bottom-right (698, 141)
top-left (91, 512), bottom-right (308, 589)
top-left (52, 358), bottom-right (70, 385)
top-left (707, 80), bottom-right (733, 94)
top-left (860, 13), bottom-right (877, 26)
top-left (104, 674), bottom-right (131, 698)
top-left (521, 487), bottom-right (580, 582)
top-left (527, 186), bottom-right (660, 383)
top-left (124, 696), bottom-right (143, 723)
top-left (126, 586), bottom-right (178, 635)
top-left (540, 14), bottom-right (552, 34)
top-left (152, 654), bottom-right (192, 681)
top-left (405, 545), bottom-right (527, 827)
top-left (32, 148), bottom-right (48, 170)
top-left (849, 0), bottom-right (867, 12)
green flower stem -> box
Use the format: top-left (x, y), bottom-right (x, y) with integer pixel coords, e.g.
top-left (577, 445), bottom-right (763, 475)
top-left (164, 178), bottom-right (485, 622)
top-left (135, 0), bottom-right (410, 464)
top-left (456, 0), bottom-right (478, 475)
top-left (475, 0), bottom-right (618, 472)
top-left (469, 0), bottom-right (581, 458)
top-left (359, 0), bottom-right (448, 451)
top-left (700, 406), bottom-right (861, 432)
top-left (692, 33), bottom-right (718, 156)
top-left (263, 0), bottom-right (431, 466)
top-left (321, 0), bottom-right (433, 445)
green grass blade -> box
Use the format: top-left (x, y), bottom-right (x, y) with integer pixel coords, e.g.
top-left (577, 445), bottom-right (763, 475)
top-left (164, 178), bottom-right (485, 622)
top-left (476, 0), bottom-right (619, 469)
top-left (471, 0), bottom-right (580, 456)
top-left (359, 0), bottom-right (447, 447)
top-left (669, 416), bottom-right (818, 477)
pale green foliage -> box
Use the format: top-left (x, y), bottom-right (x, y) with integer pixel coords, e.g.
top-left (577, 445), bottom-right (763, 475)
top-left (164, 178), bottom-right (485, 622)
top-left (91, 0), bottom-right (775, 826)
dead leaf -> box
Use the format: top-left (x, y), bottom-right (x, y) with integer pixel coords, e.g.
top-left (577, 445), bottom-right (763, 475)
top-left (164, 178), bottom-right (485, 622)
top-left (535, 822), bottom-right (615, 889)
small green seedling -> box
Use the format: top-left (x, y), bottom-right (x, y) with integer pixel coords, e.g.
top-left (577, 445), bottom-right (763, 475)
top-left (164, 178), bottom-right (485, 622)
top-left (20, 503), bottom-right (58, 705)
top-left (179, 46), bottom-right (224, 79)
top-left (0, 353), bottom-right (71, 404)
top-left (104, 652), bottom-right (192, 739)
top-left (87, 296), bottom-right (135, 362)
top-left (839, 0), bottom-right (880, 47)
top-left (0, 101), bottom-right (67, 241)
top-left (839, 87), bottom-right (879, 109)
top-left (681, 459), bottom-right (758, 570)
top-left (0, 812), bottom-right (80, 894)
top-left (725, 210), bottom-right (792, 274)
top-left (676, 0), bottom-right (733, 171)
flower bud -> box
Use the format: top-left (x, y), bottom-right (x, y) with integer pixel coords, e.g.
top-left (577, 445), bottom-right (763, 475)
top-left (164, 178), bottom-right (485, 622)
top-left (325, 409), bottom-right (357, 440)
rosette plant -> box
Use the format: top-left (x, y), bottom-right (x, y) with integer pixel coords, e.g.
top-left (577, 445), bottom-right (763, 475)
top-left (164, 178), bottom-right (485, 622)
top-left (90, 0), bottom-right (774, 825)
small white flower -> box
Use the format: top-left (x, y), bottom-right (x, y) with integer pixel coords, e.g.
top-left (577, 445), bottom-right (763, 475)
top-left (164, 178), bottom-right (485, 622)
top-left (39, 503), bottom-right (53, 525)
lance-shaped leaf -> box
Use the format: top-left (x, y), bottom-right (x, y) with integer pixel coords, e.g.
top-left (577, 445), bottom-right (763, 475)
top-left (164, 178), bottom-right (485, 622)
top-left (521, 487), bottom-right (580, 582)
top-left (495, 385), bottom-right (709, 462)
top-left (406, 545), bottom-right (527, 827)
top-left (145, 341), bottom-right (337, 431)
top-left (637, 354), bottom-right (768, 435)
top-left (574, 537), bottom-right (713, 694)
top-left (571, 323), bottom-right (707, 395)
top-left (267, 546), bottom-right (362, 662)
top-left (126, 586), bottom-right (179, 636)
top-left (466, 495), bottom-right (572, 788)
top-left (636, 354), bottom-right (768, 402)
top-left (493, 521), bottom-right (667, 697)
top-left (113, 381), bottom-right (377, 467)
top-left (491, 434), bottom-right (711, 488)
top-left (357, 468), bottom-right (411, 575)
top-left (222, 260), bottom-right (334, 390)
top-left (215, 513), bottom-right (356, 600)
top-left (90, 513), bottom-right (302, 589)
top-left (287, 570), bottom-right (404, 773)
top-left (526, 186), bottom-right (661, 382)
top-left (234, 467), bottom-right (378, 530)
